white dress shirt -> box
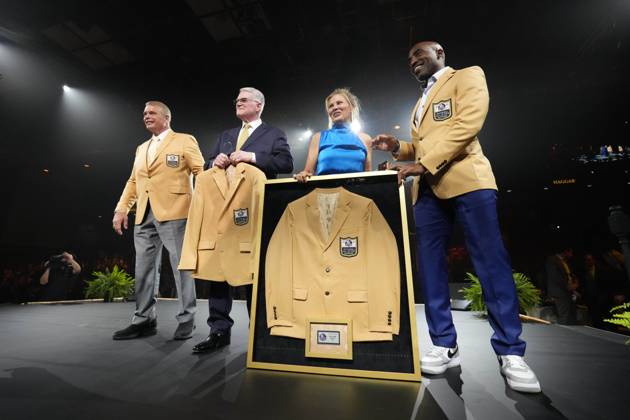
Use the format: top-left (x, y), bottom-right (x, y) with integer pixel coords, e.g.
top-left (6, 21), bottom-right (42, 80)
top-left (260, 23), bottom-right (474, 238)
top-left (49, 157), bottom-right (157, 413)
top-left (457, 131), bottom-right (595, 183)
top-left (236, 118), bottom-right (262, 163)
top-left (415, 66), bottom-right (451, 125)
top-left (147, 128), bottom-right (171, 163)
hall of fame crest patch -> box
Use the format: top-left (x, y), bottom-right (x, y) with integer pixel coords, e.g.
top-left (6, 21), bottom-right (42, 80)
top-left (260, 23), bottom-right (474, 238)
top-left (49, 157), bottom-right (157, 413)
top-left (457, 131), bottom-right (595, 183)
top-left (339, 237), bottom-right (358, 257)
top-left (432, 99), bottom-right (452, 121)
top-left (233, 208), bottom-right (249, 226)
top-left (166, 154), bottom-right (180, 168)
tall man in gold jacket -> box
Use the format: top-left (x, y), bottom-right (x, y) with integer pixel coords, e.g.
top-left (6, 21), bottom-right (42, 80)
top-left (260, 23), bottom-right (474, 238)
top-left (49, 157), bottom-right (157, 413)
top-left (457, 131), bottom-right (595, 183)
top-left (112, 101), bottom-right (204, 341)
top-left (373, 41), bottom-right (541, 393)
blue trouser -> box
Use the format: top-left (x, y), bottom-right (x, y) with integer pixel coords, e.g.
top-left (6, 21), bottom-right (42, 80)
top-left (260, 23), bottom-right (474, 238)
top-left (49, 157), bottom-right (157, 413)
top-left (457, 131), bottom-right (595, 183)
top-left (414, 187), bottom-right (526, 356)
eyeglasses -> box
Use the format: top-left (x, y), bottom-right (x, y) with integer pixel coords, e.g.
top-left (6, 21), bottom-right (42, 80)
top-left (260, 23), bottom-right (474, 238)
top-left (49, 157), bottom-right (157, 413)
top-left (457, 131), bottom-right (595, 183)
top-left (233, 97), bottom-right (261, 105)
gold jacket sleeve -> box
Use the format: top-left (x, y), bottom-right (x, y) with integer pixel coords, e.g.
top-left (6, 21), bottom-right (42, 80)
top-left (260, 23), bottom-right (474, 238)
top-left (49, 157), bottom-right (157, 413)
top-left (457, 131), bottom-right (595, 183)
top-left (178, 172), bottom-right (206, 271)
top-left (114, 145), bottom-right (140, 214)
top-left (184, 135), bottom-right (205, 176)
top-left (366, 201), bottom-right (400, 334)
top-left (266, 208), bottom-right (296, 328)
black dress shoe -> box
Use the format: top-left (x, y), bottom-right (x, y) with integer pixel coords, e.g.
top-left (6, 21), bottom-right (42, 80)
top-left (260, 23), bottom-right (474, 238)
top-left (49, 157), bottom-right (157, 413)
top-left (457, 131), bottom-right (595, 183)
top-left (173, 320), bottom-right (196, 340)
top-left (192, 331), bottom-right (230, 354)
top-left (113, 319), bottom-right (157, 340)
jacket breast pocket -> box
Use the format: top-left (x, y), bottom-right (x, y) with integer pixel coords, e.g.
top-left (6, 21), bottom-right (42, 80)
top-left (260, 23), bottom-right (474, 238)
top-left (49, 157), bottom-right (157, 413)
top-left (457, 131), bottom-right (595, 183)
top-left (293, 288), bottom-right (308, 301)
top-left (198, 240), bottom-right (215, 250)
top-left (168, 185), bottom-right (188, 194)
top-left (347, 290), bottom-right (368, 303)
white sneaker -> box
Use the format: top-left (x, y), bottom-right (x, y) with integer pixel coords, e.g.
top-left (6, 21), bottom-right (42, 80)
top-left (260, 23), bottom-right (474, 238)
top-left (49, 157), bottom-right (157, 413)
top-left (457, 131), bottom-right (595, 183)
top-left (498, 355), bottom-right (541, 393)
top-left (421, 345), bottom-right (461, 375)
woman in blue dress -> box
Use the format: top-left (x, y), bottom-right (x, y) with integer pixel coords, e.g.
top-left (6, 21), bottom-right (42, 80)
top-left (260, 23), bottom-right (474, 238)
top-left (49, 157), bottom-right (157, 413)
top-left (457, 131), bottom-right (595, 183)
top-left (294, 88), bottom-right (372, 182)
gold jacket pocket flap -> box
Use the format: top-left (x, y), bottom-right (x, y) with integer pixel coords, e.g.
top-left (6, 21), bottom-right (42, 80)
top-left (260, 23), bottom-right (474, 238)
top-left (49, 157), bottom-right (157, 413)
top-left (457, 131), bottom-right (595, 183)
top-left (239, 242), bottom-right (252, 253)
top-left (293, 288), bottom-right (308, 301)
top-left (168, 185), bottom-right (188, 194)
top-left (347, 290), bottom-right (368, 302)
top-left (198, 240), bottom-right (216, 250)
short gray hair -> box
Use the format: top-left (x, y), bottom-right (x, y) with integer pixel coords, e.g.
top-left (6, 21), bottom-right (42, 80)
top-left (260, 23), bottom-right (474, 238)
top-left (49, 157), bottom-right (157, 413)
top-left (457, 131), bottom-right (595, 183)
top-left (145, 101), bottom-right (172, 121)
top-left (239, 87), bottom-right (265, 112)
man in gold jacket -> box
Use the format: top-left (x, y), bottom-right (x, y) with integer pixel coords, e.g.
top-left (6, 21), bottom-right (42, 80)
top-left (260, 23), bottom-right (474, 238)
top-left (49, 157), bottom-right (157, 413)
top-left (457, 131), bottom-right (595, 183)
top-left (373, 41), bottom-right (541, 393)
top-left (112, 101), bottom-right (204, 341)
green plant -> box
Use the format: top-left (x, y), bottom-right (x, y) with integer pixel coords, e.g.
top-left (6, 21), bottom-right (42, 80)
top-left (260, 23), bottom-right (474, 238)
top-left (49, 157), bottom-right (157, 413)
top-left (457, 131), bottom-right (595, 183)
top-left (459, 272), bottom-right (542, 315)
top-left (604, 302), bottom-right (630, 344)
top-left (85, 265), bottom-right (135, 302)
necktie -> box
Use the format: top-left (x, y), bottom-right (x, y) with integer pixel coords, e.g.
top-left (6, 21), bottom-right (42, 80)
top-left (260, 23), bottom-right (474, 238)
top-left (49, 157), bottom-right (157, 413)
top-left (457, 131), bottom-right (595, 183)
top-left (235, 123), bottom-right (251, 151)
top-left (148, 137), bottom-right (160, 162)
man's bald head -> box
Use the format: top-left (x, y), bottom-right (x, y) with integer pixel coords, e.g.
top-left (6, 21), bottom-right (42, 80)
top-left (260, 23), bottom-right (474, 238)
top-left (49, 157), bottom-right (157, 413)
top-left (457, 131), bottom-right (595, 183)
top-left (408, 41), bottom-right (446, 83)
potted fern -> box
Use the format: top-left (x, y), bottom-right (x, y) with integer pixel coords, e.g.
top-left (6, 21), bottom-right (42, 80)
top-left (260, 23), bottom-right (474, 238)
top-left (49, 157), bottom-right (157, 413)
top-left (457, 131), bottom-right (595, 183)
top-left (460, 272), bottom-right (541, 316)
top-left (604, 302), bottom-right (630, 344)
top-left (85, 265), bottom-right (135, 302)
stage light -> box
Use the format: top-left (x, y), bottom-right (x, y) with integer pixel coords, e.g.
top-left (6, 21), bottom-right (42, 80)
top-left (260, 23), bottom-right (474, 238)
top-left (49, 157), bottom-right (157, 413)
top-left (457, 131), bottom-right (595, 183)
top-left (556, 225), bottom-right (560, 229)
top-left (300, 129), bottom-right (313, 141)
top-left (83, 164), bottom-right (91, 168)
top-left (351, 120), bottom-right (361, 133)
top-left (394, 125), bottom-right (401, 130)
top-left (42, 169), bottom-right (49, 175)
top-left (543, 187), bottom-right (549, 190)
top-left (62, 84), bottom-right (70, 92)
top-left (587, 184), bottom-right (592, 188)
top-left (506, 189), bottom-right (512, 193)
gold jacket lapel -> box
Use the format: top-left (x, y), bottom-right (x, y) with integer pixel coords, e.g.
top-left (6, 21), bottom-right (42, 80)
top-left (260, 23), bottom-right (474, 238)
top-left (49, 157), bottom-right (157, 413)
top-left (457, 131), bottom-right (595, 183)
top-left (149, 130), bottom-right (175, 168)
top-left (322, 189), bottom-right (351, 252)
top-left (211, 169), bottom-right (229, 199)
top-left (305, 190), bottom-right (326, 248)
top-left (417, 68), bottom-right (455, 126)
top-left (219, 165), bottom-right (246, 216)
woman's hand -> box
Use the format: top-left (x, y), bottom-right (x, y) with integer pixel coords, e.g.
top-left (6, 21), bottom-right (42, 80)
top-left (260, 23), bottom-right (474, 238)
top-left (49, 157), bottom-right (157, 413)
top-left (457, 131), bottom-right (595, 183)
top-left (294, 170), bottom-right (313, 183)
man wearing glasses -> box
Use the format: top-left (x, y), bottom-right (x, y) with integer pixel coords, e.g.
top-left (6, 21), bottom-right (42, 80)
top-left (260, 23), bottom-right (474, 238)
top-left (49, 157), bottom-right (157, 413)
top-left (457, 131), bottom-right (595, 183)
top-left (192, 86), bottom-right (293, 354)
top-left (205, 87), bottom-right (293, 178)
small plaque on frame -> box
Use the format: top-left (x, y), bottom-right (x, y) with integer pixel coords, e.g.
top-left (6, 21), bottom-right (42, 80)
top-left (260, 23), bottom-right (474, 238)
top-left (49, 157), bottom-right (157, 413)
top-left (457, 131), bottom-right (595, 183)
top-left (305, 319), bottom-right (353, 360)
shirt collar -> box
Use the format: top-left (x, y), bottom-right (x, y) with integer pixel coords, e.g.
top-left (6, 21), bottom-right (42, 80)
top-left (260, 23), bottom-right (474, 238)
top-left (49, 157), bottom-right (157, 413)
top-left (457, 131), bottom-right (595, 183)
top-left (425, 66), bottom-right (451, 92)
top-left (242, 119), bottom-right (262, 131)
top-left (152, 128), bottom-right (171, 142)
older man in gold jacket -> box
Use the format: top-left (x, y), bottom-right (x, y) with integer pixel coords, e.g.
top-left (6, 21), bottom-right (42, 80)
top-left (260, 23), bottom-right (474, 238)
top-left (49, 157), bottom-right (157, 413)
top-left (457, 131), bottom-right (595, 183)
top-left (112, 100), bottom-right (204, 341)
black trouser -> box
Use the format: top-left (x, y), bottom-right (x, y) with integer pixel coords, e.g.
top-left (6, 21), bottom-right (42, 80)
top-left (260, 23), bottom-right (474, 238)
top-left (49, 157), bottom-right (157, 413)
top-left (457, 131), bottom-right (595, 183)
top-left (207, 282), bottom-right (252, 334)
top-left (553, 293), bottom-right (577, 325)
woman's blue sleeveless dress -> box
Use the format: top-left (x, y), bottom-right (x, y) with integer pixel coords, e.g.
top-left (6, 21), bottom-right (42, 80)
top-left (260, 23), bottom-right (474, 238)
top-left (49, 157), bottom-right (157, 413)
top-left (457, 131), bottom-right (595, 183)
top-left (316, 123), bottom-right (367, 175)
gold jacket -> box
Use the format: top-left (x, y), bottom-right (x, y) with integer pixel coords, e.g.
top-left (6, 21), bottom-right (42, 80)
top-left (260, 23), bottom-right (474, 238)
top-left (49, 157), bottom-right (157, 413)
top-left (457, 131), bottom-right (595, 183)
top-left (398, 66), bottom-right (498, 203)
top-left (178, 163), bottom-right (266, 286)
top-left (115, 130), bottom-right (205, 224)
top-left (266, 187), bottom-right (400, 342)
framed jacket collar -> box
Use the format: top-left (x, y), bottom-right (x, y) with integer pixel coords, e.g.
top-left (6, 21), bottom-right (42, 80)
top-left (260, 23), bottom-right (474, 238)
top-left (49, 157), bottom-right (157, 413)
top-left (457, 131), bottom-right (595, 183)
top-left (305, 187), bottom-right (353, 252)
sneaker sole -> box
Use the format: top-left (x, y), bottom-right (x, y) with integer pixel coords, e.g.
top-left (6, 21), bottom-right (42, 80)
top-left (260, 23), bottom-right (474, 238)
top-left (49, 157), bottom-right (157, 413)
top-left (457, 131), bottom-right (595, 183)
top-left (421, 355), bottom-right (461, 375)
top-left (505, 376), bottom-right (541, 393)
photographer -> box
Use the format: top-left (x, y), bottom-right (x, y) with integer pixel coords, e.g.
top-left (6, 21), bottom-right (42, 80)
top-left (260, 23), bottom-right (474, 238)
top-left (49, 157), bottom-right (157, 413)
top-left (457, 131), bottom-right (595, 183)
top-left (38, 252), bottom-right (81, 301)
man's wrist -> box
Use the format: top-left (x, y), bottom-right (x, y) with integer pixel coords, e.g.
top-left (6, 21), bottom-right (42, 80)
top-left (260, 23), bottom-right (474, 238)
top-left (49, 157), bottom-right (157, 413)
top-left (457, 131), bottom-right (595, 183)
top-left (392, 140), bottom-right (401, 156)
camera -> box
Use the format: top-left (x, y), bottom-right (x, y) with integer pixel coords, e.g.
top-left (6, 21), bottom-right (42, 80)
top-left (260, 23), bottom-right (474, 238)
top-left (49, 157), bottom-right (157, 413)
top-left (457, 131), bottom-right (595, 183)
top-left (48, 254), bottom-right (74, 275)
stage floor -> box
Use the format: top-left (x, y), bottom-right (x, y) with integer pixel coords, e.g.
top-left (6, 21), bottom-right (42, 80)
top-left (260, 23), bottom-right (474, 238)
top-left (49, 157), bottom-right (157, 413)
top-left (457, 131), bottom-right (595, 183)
top-left (1, 300), bottom-right (628, 420)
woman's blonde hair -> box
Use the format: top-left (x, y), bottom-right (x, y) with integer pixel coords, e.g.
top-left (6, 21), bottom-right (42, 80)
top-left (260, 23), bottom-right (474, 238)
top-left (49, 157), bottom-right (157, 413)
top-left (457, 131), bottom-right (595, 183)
top-left (325, 88), bottom-right (361, 128)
